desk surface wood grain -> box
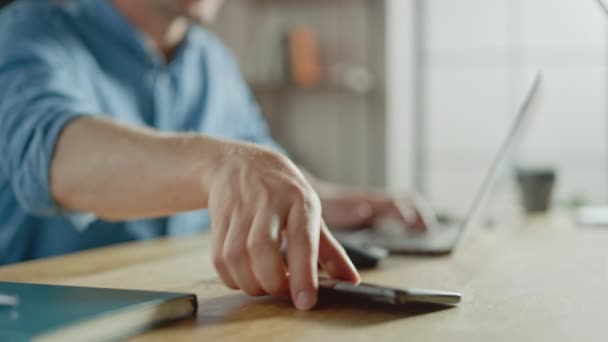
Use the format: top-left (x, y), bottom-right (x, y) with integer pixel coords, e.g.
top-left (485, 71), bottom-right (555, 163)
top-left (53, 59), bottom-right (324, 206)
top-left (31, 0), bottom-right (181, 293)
top-left (0, 213), bottom-right (606, 341)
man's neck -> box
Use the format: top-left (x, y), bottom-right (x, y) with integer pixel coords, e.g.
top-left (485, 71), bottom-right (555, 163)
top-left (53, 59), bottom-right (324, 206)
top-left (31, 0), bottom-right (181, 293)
top-left (112, 0), bottom-right (189, 61)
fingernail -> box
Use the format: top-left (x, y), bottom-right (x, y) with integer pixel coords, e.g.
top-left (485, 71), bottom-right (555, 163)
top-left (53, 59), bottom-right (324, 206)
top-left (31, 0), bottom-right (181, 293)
top-left (295, 290), bottom-right (317, 310)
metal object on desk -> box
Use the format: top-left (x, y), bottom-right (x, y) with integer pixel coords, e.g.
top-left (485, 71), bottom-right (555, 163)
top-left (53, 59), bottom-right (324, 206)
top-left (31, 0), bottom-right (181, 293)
top-left (0, 293), bottom-right (18, 308)
top-left (576, 206), bottom-right (608, 227)
top-left (0, 292), bottom-right (19, 322)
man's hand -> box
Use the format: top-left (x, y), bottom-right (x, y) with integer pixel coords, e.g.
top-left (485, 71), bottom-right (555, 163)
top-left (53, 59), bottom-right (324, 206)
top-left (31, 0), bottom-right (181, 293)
top-left (320, 189), bottom-right (436, 231)
top-left (51, 117), bottom-right (359, 311)
top-left (205, 143), bottom-right (360, 310)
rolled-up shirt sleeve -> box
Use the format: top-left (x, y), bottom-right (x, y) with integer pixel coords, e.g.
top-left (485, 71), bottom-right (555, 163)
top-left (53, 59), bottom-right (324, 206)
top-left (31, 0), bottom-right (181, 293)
top-left (0, 13), bottom-right (92, 217)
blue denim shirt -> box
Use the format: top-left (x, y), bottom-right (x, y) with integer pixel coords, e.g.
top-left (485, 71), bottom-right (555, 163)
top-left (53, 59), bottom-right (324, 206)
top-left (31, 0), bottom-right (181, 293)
top-left (0, 0), bottom-right (282, 264)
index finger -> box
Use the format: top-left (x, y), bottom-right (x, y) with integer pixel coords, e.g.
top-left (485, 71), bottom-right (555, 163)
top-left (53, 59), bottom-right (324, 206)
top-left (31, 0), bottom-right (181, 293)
top-left (318, 221), bottom-right (360, 283)
top-left (285, 197), bottom-right (321, 311)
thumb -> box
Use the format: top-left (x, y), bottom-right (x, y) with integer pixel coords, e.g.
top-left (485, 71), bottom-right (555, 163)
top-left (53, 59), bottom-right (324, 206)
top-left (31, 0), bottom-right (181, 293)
top-left (318, 221), bottom-right (361, 283)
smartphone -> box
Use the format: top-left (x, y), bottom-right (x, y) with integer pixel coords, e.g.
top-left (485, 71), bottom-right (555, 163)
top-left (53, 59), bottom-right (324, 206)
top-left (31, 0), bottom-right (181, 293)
top-left (318, 278), bottom-right (461, 307)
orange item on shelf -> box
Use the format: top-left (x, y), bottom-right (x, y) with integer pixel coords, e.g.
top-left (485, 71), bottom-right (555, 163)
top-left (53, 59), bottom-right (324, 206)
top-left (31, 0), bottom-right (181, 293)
top-left (286, 25), bottom-right (322, 88)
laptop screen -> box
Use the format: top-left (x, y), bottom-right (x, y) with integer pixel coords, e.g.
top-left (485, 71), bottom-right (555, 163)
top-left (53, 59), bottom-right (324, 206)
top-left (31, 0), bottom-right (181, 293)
top-left (457, 72), bottom-right (543, 232)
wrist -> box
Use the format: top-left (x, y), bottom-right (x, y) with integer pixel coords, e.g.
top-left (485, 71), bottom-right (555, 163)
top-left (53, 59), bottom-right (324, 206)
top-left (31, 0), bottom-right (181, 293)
top-left (177, 134), bottom-right (231, 208)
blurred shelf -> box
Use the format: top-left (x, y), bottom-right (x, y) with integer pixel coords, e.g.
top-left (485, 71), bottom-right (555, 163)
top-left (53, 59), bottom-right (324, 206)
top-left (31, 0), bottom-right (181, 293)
top-left (249, 82), bottom-right (377, 96)
top-left (252, 0), bottom-right (368, 4)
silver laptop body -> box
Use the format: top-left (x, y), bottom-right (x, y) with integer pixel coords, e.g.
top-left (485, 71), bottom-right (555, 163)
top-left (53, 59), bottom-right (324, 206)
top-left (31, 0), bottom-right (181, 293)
top-left (336, 72), bottom-right (543, 255)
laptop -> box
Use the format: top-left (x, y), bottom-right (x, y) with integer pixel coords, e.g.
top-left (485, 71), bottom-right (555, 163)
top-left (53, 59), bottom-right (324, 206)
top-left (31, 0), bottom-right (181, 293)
top-left (335, 71), bottom-right (543, 255)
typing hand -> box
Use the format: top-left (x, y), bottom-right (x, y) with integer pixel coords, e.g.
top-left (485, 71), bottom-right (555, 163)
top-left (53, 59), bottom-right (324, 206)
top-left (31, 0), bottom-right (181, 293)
top-left (320, 190), bottom-right (437, 232)
top-left (205, 143), bottom-right (360, 310)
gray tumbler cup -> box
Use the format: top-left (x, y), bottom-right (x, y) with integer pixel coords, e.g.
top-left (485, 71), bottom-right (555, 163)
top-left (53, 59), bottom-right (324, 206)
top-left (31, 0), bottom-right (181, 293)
top-left (516, 168), bottom-right (556, 213)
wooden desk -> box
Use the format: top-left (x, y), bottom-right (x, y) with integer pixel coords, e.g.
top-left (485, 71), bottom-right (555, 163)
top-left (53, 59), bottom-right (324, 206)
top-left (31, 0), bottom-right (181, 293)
top-left (1, 212), bottom-right (607, 341)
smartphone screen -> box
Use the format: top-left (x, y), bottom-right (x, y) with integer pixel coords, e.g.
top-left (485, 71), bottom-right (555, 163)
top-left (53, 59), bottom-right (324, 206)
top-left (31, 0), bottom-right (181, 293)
top-left (318, 278), bottom-right (461, 307)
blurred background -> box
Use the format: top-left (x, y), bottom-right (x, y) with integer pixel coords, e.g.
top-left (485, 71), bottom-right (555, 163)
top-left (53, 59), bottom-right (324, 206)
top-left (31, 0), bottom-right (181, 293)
top-left (210, 0), bottom-right (607, 217)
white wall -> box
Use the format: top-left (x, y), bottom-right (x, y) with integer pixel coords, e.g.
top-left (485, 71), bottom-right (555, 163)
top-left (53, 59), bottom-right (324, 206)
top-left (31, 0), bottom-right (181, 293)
top-left (386, 0), bottom-right (416, 192)
top-left (388, 0), bottom-right (608, 213)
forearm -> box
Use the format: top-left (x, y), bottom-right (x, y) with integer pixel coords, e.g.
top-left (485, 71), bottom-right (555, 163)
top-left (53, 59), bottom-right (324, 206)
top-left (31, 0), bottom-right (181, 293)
top-left (50, 116), bottom-right (226, 220)
top-left (50, 117), bottom-right (360, 308)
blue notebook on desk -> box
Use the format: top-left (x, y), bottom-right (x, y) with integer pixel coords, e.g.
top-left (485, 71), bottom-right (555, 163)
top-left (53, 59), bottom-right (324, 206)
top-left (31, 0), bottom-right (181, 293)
top-left (0, 282), bottom-right (197, 342)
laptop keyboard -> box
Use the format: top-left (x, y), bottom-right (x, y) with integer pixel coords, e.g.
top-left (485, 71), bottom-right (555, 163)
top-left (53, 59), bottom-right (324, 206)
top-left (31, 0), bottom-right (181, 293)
top-left (334, 221), bottom-right (461, 247)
